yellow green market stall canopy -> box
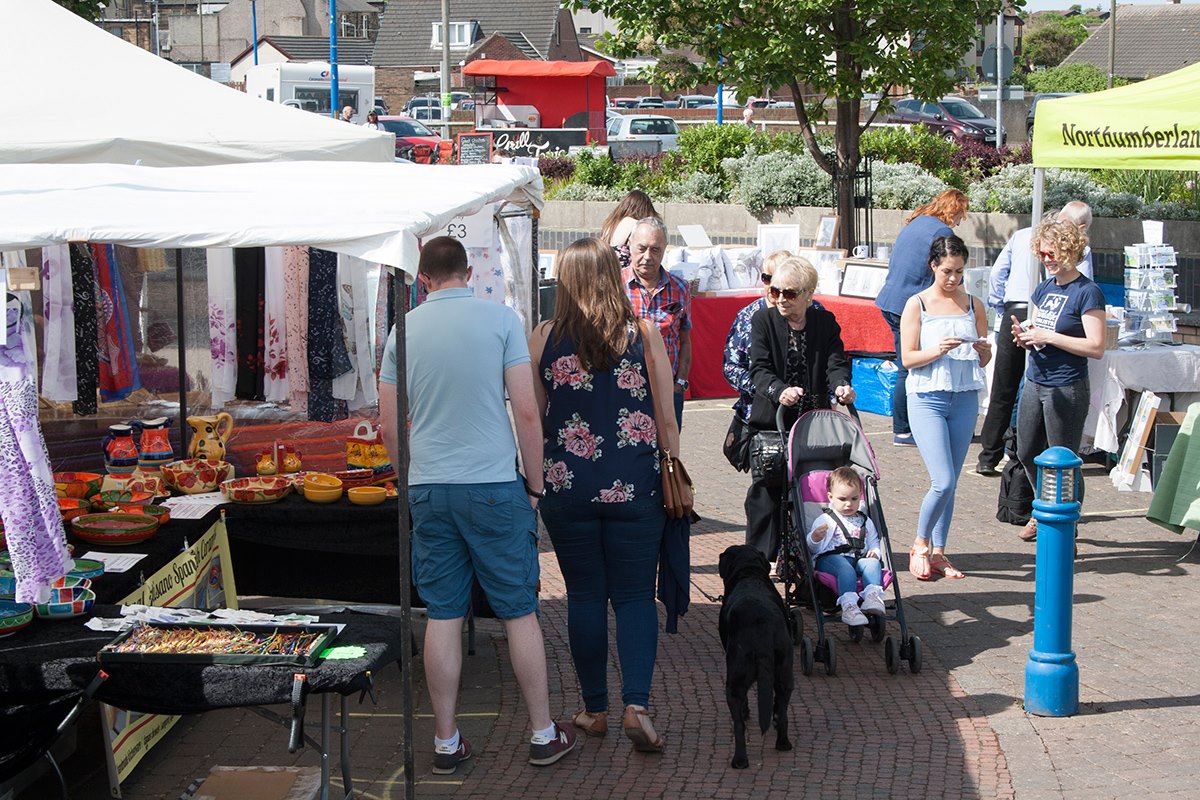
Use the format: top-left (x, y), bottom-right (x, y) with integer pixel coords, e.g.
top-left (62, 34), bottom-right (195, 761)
top-left (1032, 61), bottom-right (1200, 171)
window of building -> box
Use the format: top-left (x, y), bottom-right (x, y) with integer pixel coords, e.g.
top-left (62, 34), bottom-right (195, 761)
top-left (430, 21), bottom-right (476, 49)
top-left (579, 26), bottom-right (592, 34)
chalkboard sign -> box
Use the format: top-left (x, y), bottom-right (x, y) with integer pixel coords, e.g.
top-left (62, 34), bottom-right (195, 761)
top-left (457, 132), bottom-right (493, 165)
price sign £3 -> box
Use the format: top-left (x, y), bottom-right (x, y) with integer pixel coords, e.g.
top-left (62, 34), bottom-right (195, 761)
top-left (430, 203), bottom-right (495, 250)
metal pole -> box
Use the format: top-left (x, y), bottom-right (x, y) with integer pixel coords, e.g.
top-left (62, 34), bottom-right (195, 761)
top-left (174, 249), bottom-right (190, 458)
top-left (152, 0), bottom-right (160, 57)
top-left (1030, 167), bottom-right (1045, 290)
top-left (330, 0), bottom-right (340, 119)
top-left (1107, 0), bottom-right (1116, 89)
top-left (197, 2), bottom-right (204, 69)
top-left (251, 0), bottom-right (258, 65)
top-left (440, 0), bottom-right (451, 138)
top-left (995, 10), bottom-right (1003, 147)
top-left (392, 271), bottom-right (415, 800)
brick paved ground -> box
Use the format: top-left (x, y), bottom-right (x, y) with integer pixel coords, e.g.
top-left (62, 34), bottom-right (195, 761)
top-left (33, 400), bottom-right (1199, 799)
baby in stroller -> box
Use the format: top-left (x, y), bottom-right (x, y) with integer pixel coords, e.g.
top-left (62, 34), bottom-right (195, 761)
top-left (804, 466), bottom-right (886, 627)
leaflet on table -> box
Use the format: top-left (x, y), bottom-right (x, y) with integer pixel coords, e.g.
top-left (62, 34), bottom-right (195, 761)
top-left (80, 551), bottom-right (148, 574)
top-left (84, 605), bottom-right (326, 633)
top-left (161, 491), bottom-right (228, 519)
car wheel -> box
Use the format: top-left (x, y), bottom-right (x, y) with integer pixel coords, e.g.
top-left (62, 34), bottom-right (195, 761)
top-left (940, 130), bottom-right (958, 142)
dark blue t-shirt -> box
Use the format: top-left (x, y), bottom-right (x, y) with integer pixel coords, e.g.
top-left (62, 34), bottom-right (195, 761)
top-left (1026, 274), bottom-right (1106, 386)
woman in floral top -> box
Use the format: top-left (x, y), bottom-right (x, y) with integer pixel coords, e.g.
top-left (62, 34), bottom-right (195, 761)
top-left (529, 237), bottom-right (678, 754)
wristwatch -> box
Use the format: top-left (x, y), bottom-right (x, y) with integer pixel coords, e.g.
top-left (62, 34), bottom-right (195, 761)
top-left (523, 479), bottom-right (546, 499)
top-left (675, 378), bottom-right (689, 390)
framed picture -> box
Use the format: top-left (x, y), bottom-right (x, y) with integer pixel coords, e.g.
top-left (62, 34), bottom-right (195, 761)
top-left (539, 250), bottom-right (557, 280)
top-left (756, 224), bottom-right (801, 257)
top-left (839, 258), bottom-right (890, 299)
top-left (815, 215), bottom-right (840, 248)
top-left (795, 248), bottom-right (846, 296)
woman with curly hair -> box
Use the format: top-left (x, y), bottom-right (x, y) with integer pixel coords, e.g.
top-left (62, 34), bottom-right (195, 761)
top-left (529, 237), bottom-right (678, 753)
top-left (875, 188), bottom-right (970, 446)
top-left (599, 190), bottom-right (660, 269)
top-left (1012, 220), bottom-right (1106, 543)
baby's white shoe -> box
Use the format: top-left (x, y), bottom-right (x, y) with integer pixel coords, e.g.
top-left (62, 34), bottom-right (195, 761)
top-left (859, 585), bottom-right (886, 617)
top-left (838, 592), bottom-right (867, 626)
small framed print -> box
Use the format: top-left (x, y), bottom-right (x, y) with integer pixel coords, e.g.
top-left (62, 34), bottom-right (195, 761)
top-left (795, 248), bottom-right (846, 296)
top-left (539, 250), bottom-right (558, 280)
top-left (839, 258), bottom-right (890, 299)
top-left (815, 215), bottom-right (840, 248)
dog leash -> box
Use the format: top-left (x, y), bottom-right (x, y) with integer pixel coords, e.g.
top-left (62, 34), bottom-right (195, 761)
top-left (690, 578), bottom-right (722, 604)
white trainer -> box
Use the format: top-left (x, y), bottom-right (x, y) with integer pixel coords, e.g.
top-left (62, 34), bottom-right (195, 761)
top-left (841, 602), bottom-right (868, 626)
top-left (859, 588), bottom-right (886, 617)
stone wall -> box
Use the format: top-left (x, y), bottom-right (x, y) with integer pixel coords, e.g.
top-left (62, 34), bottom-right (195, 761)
top-left (538, 201), bottom-right (1200, 337)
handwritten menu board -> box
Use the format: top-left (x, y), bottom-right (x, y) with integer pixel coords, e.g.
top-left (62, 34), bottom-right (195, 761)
top-left (457, 132), bottom-right (493, 165)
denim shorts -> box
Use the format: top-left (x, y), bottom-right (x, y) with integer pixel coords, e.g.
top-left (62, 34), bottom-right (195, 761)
top-left (409, 479), bottom-right (539, 620)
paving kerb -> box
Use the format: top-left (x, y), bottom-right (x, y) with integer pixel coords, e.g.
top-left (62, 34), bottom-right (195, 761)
top-left (33, 398), bottom-right (1199, 799)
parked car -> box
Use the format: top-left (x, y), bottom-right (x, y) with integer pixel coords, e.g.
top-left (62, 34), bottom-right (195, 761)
top-left (402, 92), bottom-right (473, 116)
top-left (606, 114), bottom-right (680, 152)
top-left (676, 94), bottom-right (717, 109)
top-left (377, 115), bottom-right (442, 163)
top-left (886, 96), bottom-right (1005, 146)
top-left (1027, 92), bottom-right (1081, 138)
top-left (767, 99), bottom-right (795, 109)
top-left (636, 96), bottom-right (665, 108)
top-left (613, 98), bottom-right (639, 109)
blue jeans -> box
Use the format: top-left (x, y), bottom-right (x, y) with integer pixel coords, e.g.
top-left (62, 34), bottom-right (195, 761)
top-left (1016, 377), bottom-right (1090, 489)
top-left (539, 495), bottom-right (665, 710)
top-left (815, 553), bottom-right (883, 595)
top-left (908, 390), bottom-right (978, 549)
top-left (882, 311), bottom-right (909, 434)
top-left (674, 389), bottom-right (685, 431)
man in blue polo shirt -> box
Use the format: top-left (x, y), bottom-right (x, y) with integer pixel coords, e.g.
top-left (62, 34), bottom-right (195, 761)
top-left (379, 236), bottom-right (576, 774)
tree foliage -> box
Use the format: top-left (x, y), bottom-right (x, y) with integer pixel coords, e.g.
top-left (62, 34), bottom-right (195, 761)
top-left (1026, 63), bottom-right (1129, 93)
top-left (1022, 13), bottom-right (1090, 68)
top-left (573, 0), bottom-right (1003, 246)
top-left (56, 0), bottom-right (106, 21)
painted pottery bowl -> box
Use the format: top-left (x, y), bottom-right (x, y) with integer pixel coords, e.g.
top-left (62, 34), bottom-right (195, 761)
top-left (220, 476), bottom-right (293, 505)
top-left (35, 587), bottom-right (95, 619)
top-left (91, 490), bottom-right (155, 512)
top-left (122, 474), bottom-right (168, 499)
top-left (0, 571), bottom-right (14, 599)
top-left (50, 575), bottom-right (92, 592)
top-left (54, 472), bottom-right (104, 500)
top-left (113, 504), bottom-right (170, 525)
top-left (71, 513), bottom-right (160, 546)
top-left (347, 486), bottom-right (387, 506)
top-left (161, 459), bottom-right (235, 495)
top-left (58, 497), bottom-right (92, 523)
top-left (333, 469), bottom-right (376, 490)
top-left (0, 601), bottom-right (33, 638)
top-left (67, 558), bottom-right (106, 581)
top-left (303, 484), bottom-right (343, 504)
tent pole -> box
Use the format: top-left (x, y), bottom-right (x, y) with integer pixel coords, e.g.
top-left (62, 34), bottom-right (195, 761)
top-left (1030, 168), bottom-right (1046, 293)
top-left (175, 248), bottom-right (190, 457)
top-left (392, 269), bottom-right (415, 800)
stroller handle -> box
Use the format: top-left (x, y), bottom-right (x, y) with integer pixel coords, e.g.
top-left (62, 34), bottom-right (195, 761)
top-left (775, 399), bottom-right (862, 434)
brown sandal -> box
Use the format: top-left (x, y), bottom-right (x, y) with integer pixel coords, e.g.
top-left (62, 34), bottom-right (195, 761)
top-left (572, 709), bottom-right (608, 737)
top-left (622, 705), bottom-right (664, 753)
top-left (929, 554), bottom-right (965, 579)
top-left (1018, 519), bottom-right (1037, 542)
top-left (909, 543), bottom-right (931, 581)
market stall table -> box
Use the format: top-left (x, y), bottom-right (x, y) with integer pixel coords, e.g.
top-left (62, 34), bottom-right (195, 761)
top-left (1085, 344), bottom-right (1200, 453)
top-left (687, 291), bottom-right (894, 400)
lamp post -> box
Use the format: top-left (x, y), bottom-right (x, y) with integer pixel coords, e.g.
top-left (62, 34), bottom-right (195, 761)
top-left (251, 0), bottom-right (258, 65)
top-left (1023, 446), bottom-right (1082, 717)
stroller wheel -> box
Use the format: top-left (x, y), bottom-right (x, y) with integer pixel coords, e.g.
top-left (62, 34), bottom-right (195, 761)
top-left (869, 614), bottom-right (886, 643)
top-left (849, 625), bottom-right (864, 644)
top-left (907, 635), bottom-right (923, 674)
top-left (823, 637), bottom-right (837, 676)
top-left (788, 608), bottom-right (804, 645)
top-left (800, 636), bottom-right (815, 676)
top-left (885, 636), bottom-right (900, 675)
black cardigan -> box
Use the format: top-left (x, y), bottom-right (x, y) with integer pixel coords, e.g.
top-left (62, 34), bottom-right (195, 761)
top-left (748, 304), bottom-right (852, 431)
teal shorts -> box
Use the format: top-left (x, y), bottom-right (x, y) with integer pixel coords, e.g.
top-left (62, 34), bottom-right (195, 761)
top-left (409, 479), bottom-right (540, 620)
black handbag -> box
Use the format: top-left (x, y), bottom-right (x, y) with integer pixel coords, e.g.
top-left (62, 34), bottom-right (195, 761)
top-left (722, 413), bottom-right (753, 472)
top-left (748, 406), bottom-right (790, 486)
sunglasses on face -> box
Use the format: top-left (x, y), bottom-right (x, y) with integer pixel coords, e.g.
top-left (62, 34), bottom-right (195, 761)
top-left (1038, 250), bottom-right (1059, 261)
top-left (768, 286), bottom-right (806, 301)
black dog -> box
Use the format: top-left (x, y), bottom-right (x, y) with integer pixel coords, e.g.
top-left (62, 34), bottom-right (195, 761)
top-left (718, 544), bottom-right (794, 769)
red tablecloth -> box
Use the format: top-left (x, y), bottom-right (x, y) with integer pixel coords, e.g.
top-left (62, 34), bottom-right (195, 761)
top-left (687, 292), bottom-right (893, 400)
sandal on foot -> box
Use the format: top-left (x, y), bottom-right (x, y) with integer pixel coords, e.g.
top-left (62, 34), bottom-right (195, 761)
top-left (572, 709), bottom-right (608, 737)
top-left (622, 705), bottom-right (664, 753)
top-left (930, 554), bottom-right (965, 579)
top-left (1018, 519), bottom-right (1037, 542)
top-left (909, 544), bottom-right (932, 581)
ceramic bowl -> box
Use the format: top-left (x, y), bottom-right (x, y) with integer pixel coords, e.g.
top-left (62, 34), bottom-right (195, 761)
top-left (122, 474), bottom-right (168, 498)
top-left (161, 459), bottom-right (235, 495)
top-left (0, 570), bottom-right (14, 599)
top-left (71, 513), bottom-right (160, 546)
top-left (220, 476), bottom-right (293, 505)
top-left (91, 490), bottom-right (155, 512)
top-left (0, 601), bottom-right (33, 638)
top-left (114, 504), bottom-right (170, 525)
top-left (347, 486), bottom-right (387, 506)
top-left (67, 558), bottom-right (106, 581)
top-left (35, 587), bottom-right (95, 619)
top-left (304, 484), bottom-right (343, 504)
top-left (50, 575), bottom-right (92, 592)
top-left (58, 497), bottom-right (92, 523)
top-left (54, 471), bottom-right (104, 500)
top-left (334, 469), bottom-right (377, 490)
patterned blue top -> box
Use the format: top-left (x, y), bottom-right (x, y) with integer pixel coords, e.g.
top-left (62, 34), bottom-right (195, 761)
top-left (539, 326), bottom-right (660, 503)
top-left (723, 297), bottom-right (824, 421)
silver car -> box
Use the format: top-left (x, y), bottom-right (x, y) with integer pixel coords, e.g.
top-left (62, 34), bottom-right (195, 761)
top-left (605, 114), bottom-right (680, 154)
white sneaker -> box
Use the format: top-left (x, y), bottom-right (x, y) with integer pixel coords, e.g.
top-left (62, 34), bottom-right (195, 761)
top-left (841, 603), bottom-right (868, 626)
top-left (859, 590), bottom-right (886, 617)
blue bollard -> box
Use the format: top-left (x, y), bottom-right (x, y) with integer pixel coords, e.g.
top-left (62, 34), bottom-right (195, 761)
top-left (1024, 446), bottom-right (1082, 717)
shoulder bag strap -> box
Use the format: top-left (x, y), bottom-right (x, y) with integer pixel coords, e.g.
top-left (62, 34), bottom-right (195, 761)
top-left (640, 319), bottom-right (673, 455)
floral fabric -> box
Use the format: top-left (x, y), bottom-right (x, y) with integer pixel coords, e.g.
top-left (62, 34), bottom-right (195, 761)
top-left (40, 245), bottom-right (77, 402)
top-left (263, 247), bottom-right (290, 403)
top-left (69, 243), bottom-right (98, 416)
top-left (283, 246), bottom-right (310, 412)
top-left (307, 248), bottom-right (350, 422)
top-left (206, 248), bottom-right (237, 408)
top-left (539, 327), bottom-right (660, 504)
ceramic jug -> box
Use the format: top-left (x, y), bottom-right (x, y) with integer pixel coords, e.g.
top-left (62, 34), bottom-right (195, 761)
top-left (281, 446), bottom-right (303, 475)
top-left (135, 417), bottom-right (174, 476)
top-left (102, 424), bottom-right (140, 477)
top-left (186, 413), bottom-right (235, 462)
top-left (255, 449), bottom-right (278, 476)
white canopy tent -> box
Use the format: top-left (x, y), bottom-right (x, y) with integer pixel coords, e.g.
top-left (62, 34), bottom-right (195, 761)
top-left (0, 0), bottom-right (394, 166)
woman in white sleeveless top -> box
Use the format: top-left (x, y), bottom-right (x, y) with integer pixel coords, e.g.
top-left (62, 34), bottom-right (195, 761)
top-left (900, 235), bottom-right (991, 580)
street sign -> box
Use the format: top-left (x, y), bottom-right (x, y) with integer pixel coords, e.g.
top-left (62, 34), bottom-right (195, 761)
top-left (982, 44), bottom-right (1014, 82)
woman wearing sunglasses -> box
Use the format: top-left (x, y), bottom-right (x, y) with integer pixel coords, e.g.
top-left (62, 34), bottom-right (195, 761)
top-left (744, 257), bottom-right (855, 560)
top-left (900, 235), bottom-right (991, 580)
top-left (1011, 221), bottom-right (1106, 543)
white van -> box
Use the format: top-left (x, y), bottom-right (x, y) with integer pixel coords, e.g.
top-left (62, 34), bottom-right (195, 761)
top-left (245, 62), bottom-right (375, 121)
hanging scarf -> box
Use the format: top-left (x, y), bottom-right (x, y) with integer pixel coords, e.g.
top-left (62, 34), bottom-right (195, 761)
top-left (41, 245), bottom-right (77, 402)
top-left (332, 254), bottom-right (377, 409)
top-left (206, 248), bottom-right (237, 408)
top-left (373, 268), bottom-right (392, 376)
top-left (70, 243), bottom-right (99, 416)
top-left (91, 244), bottom-right (140, 402)
top-left (307, 248), bottom-right (350, 422)
top-left (263, 247), bottom-right (290, 403)
top-left (283, 245), bottom-right (310, 412)
top-left (234, 247), bottom-right (266, 401)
